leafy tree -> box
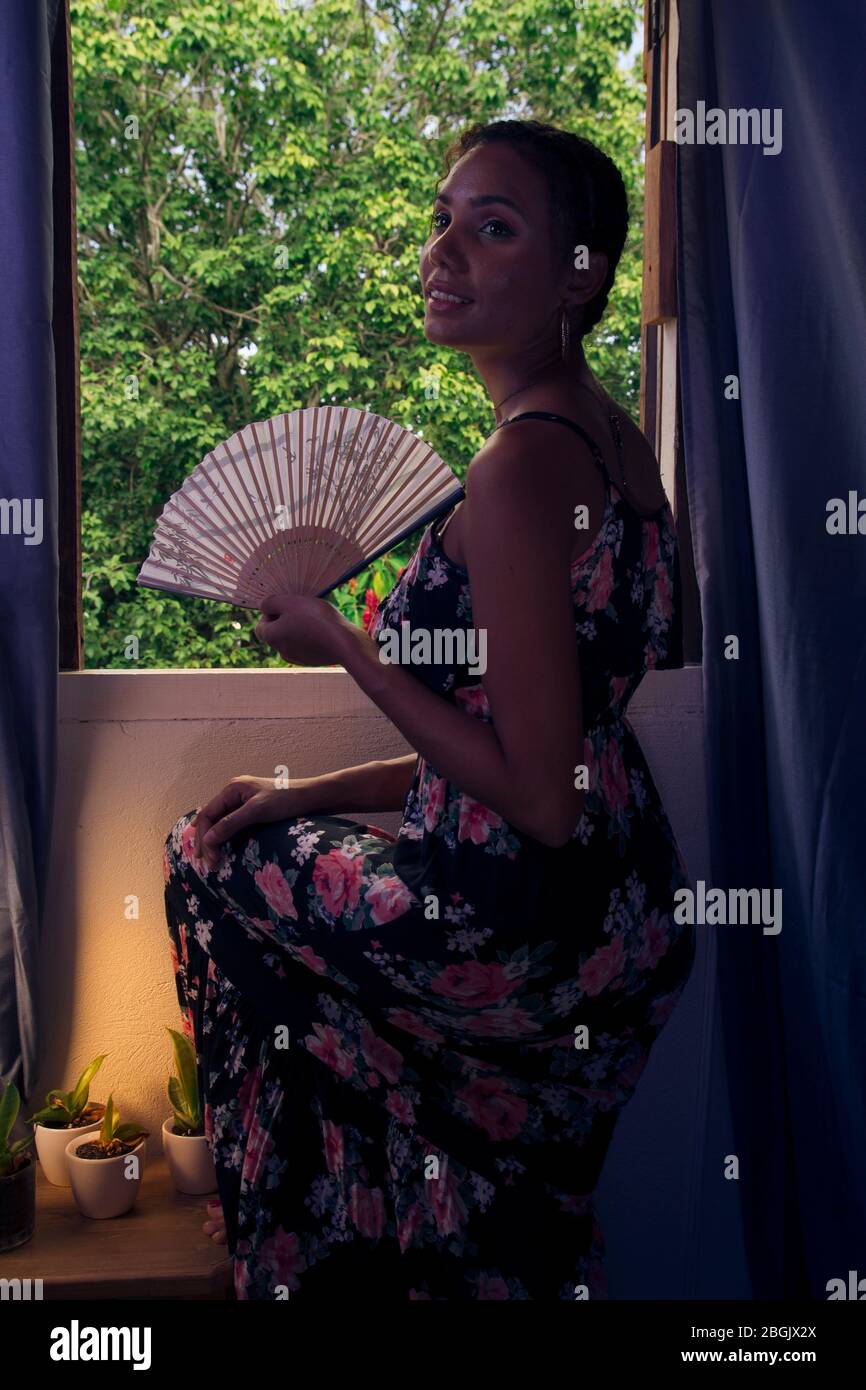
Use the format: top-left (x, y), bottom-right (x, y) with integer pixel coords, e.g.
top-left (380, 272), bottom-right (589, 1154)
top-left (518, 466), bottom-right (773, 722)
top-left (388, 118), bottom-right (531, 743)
top-left (71, 0), bottom-right (644, 667)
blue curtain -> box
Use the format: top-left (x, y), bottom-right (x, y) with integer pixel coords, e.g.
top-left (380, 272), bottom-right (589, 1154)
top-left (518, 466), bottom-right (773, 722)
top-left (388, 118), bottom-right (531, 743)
top-left (677, 0), bottom-right (866, 1297)
top-left (0, 0), bottom-right (58, 1097)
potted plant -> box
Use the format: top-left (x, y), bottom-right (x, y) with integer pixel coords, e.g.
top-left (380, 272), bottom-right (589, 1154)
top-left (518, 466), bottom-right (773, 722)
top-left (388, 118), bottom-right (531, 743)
top-left (0, 1082), bottom-right (36, 1252)
top-left (65, 1095), bottom-right (149, 1219)
top-left (162, 1028), bottom-right (217, 1195)
top-left (26, 1054), bottom-right (107, 1186)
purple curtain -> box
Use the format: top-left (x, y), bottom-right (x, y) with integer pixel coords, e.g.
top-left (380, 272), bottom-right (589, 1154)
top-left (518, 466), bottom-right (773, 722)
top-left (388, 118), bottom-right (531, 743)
top-left (0, 0), bottom-right (59, 1096)
top-left (677, 0), bottom-right (866, 1296)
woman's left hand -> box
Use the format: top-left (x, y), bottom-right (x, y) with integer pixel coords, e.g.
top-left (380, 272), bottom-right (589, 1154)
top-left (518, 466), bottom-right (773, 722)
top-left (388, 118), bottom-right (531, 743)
top-left (254, 592), bottom-right (355, 666)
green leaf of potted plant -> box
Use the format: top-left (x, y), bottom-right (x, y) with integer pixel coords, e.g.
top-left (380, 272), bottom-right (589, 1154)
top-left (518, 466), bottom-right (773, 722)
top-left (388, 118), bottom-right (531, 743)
top-left (65, 1094), bottom-right (149, 1219)
top-left (162, 1028), bottom-right (217, 1194)
top-left (26, 1054), bottom-right (108, 1187)
top-left (0, 1081), bottom-right (37, 1251)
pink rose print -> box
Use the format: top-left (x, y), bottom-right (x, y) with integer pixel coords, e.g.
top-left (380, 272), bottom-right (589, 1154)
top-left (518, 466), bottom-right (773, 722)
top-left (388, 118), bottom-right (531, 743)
top-left (455, 684), bottom-right (491, 719)
top-left (387, 1008), bottom-right (446, 1044)
top-left (430, 960), bottom-right (520, 1008)
top-left (477, 1273), bottom-right (510, 1299)
top-left (243, 1115), bottom-right (274, 1177)
top-left (428, 1162), bottom-right (468, 1237)
top-left (292, 944), bottom-right (328, 975)
top-left (254, 861), bottom-right (299, 920)
top-left (586, 546), bottom-right (614, 612)
top-left (574, 1084), bottom-right (618, 1113)
top-left (643, 519), bottom-right (659, 571)
top-left (312, 849), bottom-right (364, 916)
top-left (257, 1227), bottom-right (307, 1292)
top-left (457, 796), bottom-right (504, 845)
top-left (162, 848), bottom-right (172, 883)
top-left (322, 1120), bottom-right (344, 1176)
top-left (244, 915), bottom-right (283, 940)
top-left (457, 1076), bottom-right (528, 1141)
top-left (422, 774), bottom-right (447, 831)
top-left (350, 1183), bottom-right (386, 1238)
top-left (653, 563), bottom-right (673, 621)
top-left (180, 820), bottom-right (209, 876)
top-left (303, 1022), bottom-right (356, 1079)
top-left (615, 1052), bottom-right (649, 1091)
top-left (385, 1090), bottom-right (416, 1125)
top-left (364, 873), bottom-right (414, 924)
top-left (463, 1003), bottom-right (541, 1037)
top-left (599, 738), bottom-right (630, 814)
top-left (360, 1026), bottom-right (403, 1084)
top-left (578, 932), bottom-right (627, 997)
top-left (397, 1202), bottom-right (425, 1253)
top-left (237, 1065), bottom-right (263, 1129)
top-left (635, 909), bottom-right (671, 971)
top-left (650, 989), bottom-right (683, 1028)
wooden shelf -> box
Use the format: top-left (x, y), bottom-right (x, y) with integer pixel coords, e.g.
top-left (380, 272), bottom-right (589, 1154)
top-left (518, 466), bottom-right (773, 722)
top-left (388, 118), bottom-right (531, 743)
top-left (0, 1158), bottom-right (232, 1300)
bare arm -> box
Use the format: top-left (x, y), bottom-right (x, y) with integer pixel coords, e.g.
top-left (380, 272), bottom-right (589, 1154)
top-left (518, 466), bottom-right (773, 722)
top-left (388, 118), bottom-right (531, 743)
top-left (192, 753), bottom-right (417, 869)
top-left (287, 753), bottom-right (417, 815)
top-left (333, 428), bottom-right (598, 847)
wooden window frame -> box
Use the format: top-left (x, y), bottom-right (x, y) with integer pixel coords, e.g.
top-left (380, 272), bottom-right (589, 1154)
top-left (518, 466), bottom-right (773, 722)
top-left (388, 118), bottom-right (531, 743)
top-left (55, 0), bottom-right (701, 668)
top-left (642, 0), bottom-right (702, 662)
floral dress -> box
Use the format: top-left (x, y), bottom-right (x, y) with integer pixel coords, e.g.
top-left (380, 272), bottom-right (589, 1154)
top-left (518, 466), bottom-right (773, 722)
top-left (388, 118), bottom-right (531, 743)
top-left (163, 410), bottom-right (696, 1301)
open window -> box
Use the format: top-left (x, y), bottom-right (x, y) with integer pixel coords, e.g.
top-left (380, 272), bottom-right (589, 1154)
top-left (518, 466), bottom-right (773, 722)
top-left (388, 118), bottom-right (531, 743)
top-left (55, 0), bottom-right (701, 669)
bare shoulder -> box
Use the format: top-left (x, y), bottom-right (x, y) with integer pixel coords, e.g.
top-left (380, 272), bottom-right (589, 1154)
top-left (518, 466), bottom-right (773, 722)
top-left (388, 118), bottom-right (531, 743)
top-left (454, 419), bottom-right (608, 569)
top-left (466, 417), bottom-right (605, 517)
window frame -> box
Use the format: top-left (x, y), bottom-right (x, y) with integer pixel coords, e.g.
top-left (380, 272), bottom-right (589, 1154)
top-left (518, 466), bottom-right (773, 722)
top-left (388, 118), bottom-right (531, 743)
top-left (56, 0), bottom-right (701, 669)
top-left (641, 0), bottom-right (702, 662)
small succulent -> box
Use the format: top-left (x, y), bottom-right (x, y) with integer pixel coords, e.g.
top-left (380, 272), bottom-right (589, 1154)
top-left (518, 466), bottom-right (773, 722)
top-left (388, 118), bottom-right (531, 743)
top-left (166, 1028), bottom-right (203, 1136)
top-left (26, 1054), bottom-right (107, 1128)
top-left (90, 1095), bottom-right (149, 1156)
top-left (0, 1081), bottom-right (34, 1178)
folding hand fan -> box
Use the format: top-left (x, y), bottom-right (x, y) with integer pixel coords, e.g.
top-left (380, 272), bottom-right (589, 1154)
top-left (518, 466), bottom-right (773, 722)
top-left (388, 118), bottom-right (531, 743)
top-left (136, 406), bottom-right (464, 607)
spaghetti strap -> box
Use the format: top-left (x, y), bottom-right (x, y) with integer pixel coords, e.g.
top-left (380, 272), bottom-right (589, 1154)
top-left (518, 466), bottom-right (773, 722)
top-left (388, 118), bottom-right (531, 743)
top-left (495, 410), bottom-right (610, 480)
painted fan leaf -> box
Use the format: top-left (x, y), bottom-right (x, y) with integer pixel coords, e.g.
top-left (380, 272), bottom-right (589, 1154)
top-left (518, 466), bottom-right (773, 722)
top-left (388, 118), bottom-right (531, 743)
top-left (136, 406), bottom-right (464, 606)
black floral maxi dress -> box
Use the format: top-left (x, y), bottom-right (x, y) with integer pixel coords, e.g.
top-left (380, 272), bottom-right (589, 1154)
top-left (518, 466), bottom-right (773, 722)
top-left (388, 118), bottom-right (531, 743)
top-left (163, 410), bottom-right (696, 1301)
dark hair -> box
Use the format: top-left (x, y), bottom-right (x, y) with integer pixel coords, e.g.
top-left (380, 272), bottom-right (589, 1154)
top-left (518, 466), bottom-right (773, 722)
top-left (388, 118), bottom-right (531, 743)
top-left (440, 119), bottom-right (629, 336)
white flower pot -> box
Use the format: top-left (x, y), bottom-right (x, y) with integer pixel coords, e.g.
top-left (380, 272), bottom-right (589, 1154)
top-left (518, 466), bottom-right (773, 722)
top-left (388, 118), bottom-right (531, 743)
top-left (162, 1118), bottom-right (217, 1195)
top-left (65, 1133), bottom-right (147, 1218)
top-left (34, 1118), bottom-right (102, 1187)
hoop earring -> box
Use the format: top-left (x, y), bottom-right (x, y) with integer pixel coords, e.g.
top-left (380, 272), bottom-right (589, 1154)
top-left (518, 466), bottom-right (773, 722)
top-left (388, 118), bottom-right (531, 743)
top-left (560, 307), bottom-right (571, 361)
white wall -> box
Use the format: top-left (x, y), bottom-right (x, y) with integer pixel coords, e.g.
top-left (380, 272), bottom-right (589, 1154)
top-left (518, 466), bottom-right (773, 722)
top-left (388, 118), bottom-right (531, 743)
top-left (38, 664), bottom-right (725, 1295)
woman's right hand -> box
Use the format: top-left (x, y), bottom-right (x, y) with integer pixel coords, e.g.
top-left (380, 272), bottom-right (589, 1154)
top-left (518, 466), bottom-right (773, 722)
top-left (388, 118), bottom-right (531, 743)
top-left (191, 776), bottom-right (307, 871)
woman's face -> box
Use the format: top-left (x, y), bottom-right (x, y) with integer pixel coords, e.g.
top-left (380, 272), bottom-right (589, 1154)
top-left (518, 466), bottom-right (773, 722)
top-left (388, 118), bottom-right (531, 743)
top-left (419, 142), bottom-right (565, 356)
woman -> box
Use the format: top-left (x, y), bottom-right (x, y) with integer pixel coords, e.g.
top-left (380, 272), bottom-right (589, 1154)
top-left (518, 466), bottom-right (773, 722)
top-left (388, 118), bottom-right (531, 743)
top-left (163, 119), bottom-right (696, 1300)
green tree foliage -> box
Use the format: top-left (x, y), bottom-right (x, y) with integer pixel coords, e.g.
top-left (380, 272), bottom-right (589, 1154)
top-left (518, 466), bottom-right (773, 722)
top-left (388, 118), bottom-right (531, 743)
top-left (72, 0), bottom-right (645, 668)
